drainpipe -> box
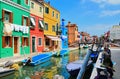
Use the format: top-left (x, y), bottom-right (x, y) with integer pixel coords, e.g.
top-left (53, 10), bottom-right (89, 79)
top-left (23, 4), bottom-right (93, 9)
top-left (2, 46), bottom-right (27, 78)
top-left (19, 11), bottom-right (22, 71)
top-left (77, 49), bottom-right (91, 79)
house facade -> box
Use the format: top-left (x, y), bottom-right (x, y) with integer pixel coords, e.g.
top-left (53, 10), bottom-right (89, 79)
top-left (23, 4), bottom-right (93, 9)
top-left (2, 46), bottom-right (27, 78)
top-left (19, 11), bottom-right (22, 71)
top-left (43, 2), bottom-right (61, 51)
top-left (66, 22), bottom-right (78, 45)
top-left (0, 0), bottom-right (30, 58)
top-left (30, 0), bottom-right (44, 53)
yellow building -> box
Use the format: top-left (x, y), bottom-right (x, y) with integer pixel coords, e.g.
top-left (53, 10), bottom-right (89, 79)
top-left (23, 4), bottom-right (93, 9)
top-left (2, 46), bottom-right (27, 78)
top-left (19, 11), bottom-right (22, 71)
top-left (43, 2), bottom-right (61, 51)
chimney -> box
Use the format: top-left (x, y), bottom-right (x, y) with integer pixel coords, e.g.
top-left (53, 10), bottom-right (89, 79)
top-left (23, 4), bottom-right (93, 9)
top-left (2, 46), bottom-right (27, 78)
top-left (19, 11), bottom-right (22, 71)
top-left (68, 21), bottom-right (71, 26)
top-left (48, 1), bottom-right (50, 5)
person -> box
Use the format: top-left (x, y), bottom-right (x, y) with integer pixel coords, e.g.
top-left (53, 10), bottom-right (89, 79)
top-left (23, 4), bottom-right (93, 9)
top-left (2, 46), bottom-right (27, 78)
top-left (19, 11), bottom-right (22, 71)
top-left (103, 46), bottom-right (111, 58)
top-left (24, 57), bottom-right (32, 66)
top-left (102, 47), bottom-right (114, 79)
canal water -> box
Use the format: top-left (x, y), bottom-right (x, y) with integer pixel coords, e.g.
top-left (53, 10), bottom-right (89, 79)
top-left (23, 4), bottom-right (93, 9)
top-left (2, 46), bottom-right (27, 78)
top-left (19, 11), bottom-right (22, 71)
top-left (1, 48), bottom-right (88, 79)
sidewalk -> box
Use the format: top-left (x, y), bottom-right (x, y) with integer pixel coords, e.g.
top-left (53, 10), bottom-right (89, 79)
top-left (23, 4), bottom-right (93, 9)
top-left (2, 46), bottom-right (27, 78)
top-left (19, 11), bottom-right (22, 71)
top-left (0, 53), bottom-right (38, 66)
top-left (0, 47), bottom-right (78, 66)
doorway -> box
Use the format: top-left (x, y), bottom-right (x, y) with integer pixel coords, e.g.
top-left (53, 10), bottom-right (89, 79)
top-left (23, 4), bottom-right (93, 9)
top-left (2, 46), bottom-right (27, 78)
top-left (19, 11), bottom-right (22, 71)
top-left (32, 37), bottom-right (36, 53)
top-left (14, 37), bottom-right (19, 54)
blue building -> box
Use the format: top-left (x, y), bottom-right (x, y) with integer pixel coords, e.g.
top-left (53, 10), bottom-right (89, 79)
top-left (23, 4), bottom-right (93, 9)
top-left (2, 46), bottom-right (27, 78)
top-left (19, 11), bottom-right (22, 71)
top-left (60, 19), bottom-right (68, 49)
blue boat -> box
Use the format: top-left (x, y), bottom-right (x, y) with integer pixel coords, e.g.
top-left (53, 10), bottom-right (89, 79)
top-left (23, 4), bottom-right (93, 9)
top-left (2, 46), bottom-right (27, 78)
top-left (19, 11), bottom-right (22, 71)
top-left (59, 49), bottom-right (69, 56)
top-left (22, 52), bottom-right (52, 66)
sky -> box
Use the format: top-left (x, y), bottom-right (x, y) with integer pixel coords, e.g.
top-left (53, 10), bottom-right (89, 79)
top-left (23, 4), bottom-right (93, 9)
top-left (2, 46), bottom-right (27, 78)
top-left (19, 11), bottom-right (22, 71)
top-left (45, 0), bottom-right (120, 36)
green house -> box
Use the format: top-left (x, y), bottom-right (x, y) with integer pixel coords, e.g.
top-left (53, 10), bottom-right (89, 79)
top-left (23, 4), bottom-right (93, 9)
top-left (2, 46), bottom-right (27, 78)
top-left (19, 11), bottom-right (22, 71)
top-left (0, 0), bottom-right (30, 58)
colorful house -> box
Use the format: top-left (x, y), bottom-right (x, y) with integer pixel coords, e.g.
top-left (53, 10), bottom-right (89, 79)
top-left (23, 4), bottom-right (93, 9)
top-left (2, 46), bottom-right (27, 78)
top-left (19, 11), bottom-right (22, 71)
top-left (66, 22), bottom-right (78, 45)
top-left (61, 19), bottom-right (68, 49)
top-left (30, 0), bottom-right (44, 53)
top-left (0, 0), bottom-right (30, 58)
top-left (43, 2), bottom-right (61, 51)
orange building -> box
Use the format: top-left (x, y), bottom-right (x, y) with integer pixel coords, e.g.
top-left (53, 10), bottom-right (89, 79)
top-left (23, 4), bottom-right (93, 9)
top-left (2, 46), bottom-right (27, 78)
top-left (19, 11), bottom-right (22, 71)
top-left (66, 22), bottom-right (79, 45)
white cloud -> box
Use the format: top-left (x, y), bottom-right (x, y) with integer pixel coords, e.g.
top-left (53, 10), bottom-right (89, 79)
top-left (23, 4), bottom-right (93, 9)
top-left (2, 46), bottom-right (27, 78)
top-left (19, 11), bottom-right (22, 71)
top-left (100, 10), bottom-right (120, 17)
top-left (91, 0), bottom-right (120, 5)
top-left (108, 0), bottom-right (120, 5)
top-left (79, 24), bottom-right (112, 36)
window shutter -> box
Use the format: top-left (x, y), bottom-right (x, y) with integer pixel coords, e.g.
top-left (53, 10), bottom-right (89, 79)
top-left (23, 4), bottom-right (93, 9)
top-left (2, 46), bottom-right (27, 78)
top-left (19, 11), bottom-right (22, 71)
top-left (22, 37), bottom-right (24, 46)
top-left (10, 12), bottom-right (13, 23)
top-left (27, 17), bottom-right (30, 26)
top-left (26, 38), bottom-right (29, 46)
top-left (2, 10), bottom-right (5, 22)
top-left (22, 16), bottom-right (24, 25)
top-left (2, 36), bottom-right (6, 48)
top-left (9, 36), bottom-right (13, 47)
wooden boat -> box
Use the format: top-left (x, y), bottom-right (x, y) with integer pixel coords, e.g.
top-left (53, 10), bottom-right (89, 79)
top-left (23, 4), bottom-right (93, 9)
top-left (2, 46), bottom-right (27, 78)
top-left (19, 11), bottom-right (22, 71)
top-left (66, 60), bottom-right (93, 76)
top-left (0, 67), bottom-right (15, 77)
top-left (22, 52), bottom-right (52, 66)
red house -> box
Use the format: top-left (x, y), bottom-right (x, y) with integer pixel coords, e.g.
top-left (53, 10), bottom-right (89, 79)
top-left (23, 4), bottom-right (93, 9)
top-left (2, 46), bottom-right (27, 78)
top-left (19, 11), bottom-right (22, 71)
top-left (30, 0), bottom-right (44, 53)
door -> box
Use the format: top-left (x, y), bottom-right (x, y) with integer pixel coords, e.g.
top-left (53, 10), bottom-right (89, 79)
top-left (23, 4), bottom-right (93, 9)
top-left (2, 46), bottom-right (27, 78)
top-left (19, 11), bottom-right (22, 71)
top-left (14, 37), bottom-right (18, 54)
top-left (32, 37), bottom-right (36, 53)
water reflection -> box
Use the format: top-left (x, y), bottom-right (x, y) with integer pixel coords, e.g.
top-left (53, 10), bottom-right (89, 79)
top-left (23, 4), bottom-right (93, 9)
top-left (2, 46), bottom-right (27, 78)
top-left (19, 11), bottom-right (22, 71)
top-left (2, 48), bottom-right (87, 79)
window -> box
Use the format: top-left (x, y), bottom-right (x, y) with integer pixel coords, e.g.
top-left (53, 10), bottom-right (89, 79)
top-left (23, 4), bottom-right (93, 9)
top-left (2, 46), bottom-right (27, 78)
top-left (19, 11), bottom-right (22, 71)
top-left (56, 14), bottom-right (58, 19)
top-left (22, 16), bottom-right (29, 26)
top-left (30, 17), bottom-right (36, 28)
top-left (22, 37), bottom-right (29, 46)
top-left (31, 2), bottom-right (34, 8)
top-left (39, 7), bottom-right (42, 12)
top-left (2, 10), bottom-right (13, 23)
top-left (44, 23), bottom-right (48, 30)
top-left (52, 25), bottom-right (55, 32)
top-left (38, 38), bottom-right (42, 46)
top-left (25, 0), bottom-right (28, 5)
top-left (52, 11), bottom-right (54, 17)
top-left (45, 7), bottom-right (49, 14)
top-left (2, 36), bottom-right (12, 48)
top-left (38, 20), bottom-right (44, 30)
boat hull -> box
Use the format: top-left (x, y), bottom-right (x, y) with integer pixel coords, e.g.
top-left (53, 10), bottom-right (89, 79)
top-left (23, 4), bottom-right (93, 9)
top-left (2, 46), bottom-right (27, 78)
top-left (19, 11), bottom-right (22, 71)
top-left (22, 52), bottom-right (52, 66)
top-left (66, 60), bottom-right (93, 76)
top-left (0, 68), bottom-right (15, 77)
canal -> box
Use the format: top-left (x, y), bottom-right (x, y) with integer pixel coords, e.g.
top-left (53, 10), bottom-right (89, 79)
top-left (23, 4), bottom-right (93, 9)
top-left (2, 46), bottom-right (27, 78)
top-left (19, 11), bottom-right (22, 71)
top-left (2, 48), bottom-right (88, 79)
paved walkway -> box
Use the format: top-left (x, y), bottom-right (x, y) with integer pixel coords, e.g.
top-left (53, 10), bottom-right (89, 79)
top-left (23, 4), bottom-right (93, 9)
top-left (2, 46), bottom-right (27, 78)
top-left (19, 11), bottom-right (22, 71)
top-left (0, 47), bottom-right (78, 66)
top-left (90, 47), bottom-right (120, 79)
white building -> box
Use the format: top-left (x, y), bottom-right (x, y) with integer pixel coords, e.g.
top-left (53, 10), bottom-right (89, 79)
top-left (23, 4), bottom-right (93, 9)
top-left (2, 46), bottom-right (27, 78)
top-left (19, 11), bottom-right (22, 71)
top-left (110, 25), bottom-right (120, 41)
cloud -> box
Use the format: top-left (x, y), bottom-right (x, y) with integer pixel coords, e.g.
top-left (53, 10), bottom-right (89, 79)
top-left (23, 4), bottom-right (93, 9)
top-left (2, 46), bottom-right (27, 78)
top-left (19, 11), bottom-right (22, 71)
top-left (108, 0), bottom-right (120, 5)
top-left (100, 10), bottom-right (120, 17)
top-left (91, 0), bottom-right (120, 5)
top-left (79, 24), bottom-right (112, 36)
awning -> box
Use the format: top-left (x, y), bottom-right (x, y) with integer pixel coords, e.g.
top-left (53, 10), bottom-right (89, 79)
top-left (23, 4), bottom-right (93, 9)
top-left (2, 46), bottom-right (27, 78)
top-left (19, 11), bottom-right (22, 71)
top-left (46, 35), bottom-right (61, 41)
top-left (39, 20), bottom-right (44, 28)
top-left (30, 17), bottom-right (36, 26)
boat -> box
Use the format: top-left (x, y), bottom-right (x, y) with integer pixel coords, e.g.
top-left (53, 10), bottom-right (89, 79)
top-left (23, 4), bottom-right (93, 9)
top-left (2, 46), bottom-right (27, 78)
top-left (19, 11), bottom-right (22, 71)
top-left (59, 49), bottom-right (69, 56)
top-left (0, 67), bottom-right (15, 77)
top-left (66, 60), bottom-right (93, 76)
top-left (83, 45), bottom-right (88, 48)
top-left (53, 49), bottom-right (69, 57)
top-left (22, 52), bottom-right (52, 66)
